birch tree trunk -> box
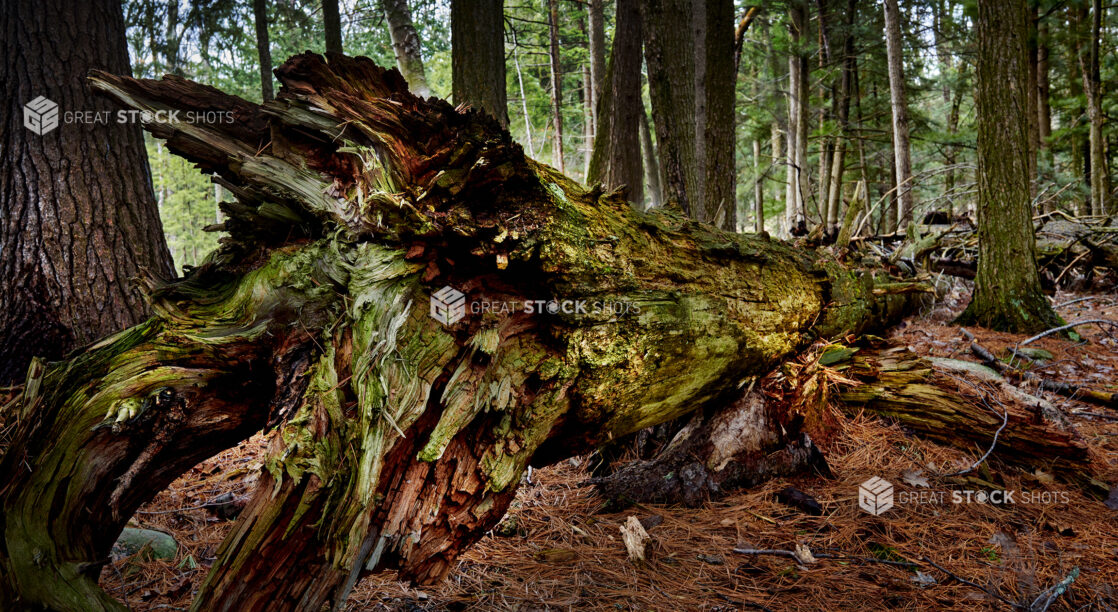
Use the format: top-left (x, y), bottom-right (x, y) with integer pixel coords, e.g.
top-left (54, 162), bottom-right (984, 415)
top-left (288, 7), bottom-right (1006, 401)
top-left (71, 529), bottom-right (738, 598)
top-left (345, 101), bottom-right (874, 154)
top-left (382, 0), bottom-right (432, 97)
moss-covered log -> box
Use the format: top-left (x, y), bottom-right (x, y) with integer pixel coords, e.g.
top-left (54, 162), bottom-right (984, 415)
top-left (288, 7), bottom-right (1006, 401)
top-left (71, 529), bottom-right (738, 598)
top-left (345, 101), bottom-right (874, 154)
top-left (2, 53), bottom-right (925, 611)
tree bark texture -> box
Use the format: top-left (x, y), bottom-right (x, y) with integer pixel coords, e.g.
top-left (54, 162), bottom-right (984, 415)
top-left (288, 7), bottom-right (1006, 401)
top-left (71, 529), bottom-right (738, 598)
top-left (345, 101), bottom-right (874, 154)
top-left (702, 0), bottom-right (736, 230)
top-left (381, 0), bottom-right (432, 98)
top-left (323, 0), bottom-right (343, 54)
top-left (883, 0), bottom-right (914, 229)
top-left (1078, 0), bottom-right (1108, 215)
top-left (957, 0), bottom-right (1062, 334)
top-left (0, 0), bottom-right (175, 384)
top-left (0, 54), bottom-right (924, 611)
top-left (642, 0), bottom-right (699, 216)
top-left (452, 0), bottom-right (508, 127)
top-left (587, 0), bottom-right (643, 206)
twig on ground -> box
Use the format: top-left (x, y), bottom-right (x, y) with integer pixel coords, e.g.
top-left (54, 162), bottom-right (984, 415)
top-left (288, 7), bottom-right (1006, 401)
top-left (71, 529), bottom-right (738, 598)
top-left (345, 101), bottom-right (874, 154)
top-left (919, 556), bottom-right (1024, 609)
top-left (961, 329), bottom-right (1118, 409)
top-left (937, 373), bottom-right (1010, 477)
top-left (732, 548), bottom-right (918, 569)
top-left (1019, 319), bottom-right (1118, 347)
top-left (1030, 567), bottom-right (1080, 612)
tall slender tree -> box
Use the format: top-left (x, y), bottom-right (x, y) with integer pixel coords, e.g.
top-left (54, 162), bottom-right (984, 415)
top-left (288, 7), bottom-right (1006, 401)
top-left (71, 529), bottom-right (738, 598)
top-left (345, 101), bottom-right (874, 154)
top-left (452, 0), bottom-right (509, 127)
top-left (957, 0), bottom-right (1062, 333)
top-left (785, 0), bottom-right (810, 233)
top-left (381, 0), bottom-right (432, 97)
top-left (1078, 0), bottom-right (1109, 215)
top-left (587, 0), bottom-right (606, 126)
top-left (883, 0), bottom-right (914, 229)
top-left (253, 0), bottom-right (274, 101)
top-left (546, 0), bottom-right (565, 171)
top-left (0, 0), bottom-right (175, 382)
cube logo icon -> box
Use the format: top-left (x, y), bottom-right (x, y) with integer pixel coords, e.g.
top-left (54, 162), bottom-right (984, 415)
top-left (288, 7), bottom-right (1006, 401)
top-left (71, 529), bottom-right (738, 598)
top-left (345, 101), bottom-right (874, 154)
top-left (24, 96), bottom-right (59, 135)
top-left (858, 476), bottom-right (894, 515)
top-left (430, 285), bottom-right (466, 326)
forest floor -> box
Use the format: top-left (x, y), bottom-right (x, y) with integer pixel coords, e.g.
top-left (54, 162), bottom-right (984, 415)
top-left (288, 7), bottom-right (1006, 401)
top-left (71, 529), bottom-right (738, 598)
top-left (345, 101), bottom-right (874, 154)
top-left (93, 282), bottom-right (1118, 611)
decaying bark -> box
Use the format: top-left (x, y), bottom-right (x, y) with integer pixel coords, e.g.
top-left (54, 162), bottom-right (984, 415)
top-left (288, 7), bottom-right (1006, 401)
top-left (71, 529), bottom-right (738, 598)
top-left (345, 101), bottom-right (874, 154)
top-left (593, 341), bottom-right (1101, 506)
top-left (0, 54), bottom-right (1010, 610)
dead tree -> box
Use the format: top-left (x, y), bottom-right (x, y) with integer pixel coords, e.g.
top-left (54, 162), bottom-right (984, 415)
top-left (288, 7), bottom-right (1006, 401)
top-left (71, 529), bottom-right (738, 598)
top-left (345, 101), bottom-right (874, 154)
top-left (0, 54), bottom-right (1084, 611)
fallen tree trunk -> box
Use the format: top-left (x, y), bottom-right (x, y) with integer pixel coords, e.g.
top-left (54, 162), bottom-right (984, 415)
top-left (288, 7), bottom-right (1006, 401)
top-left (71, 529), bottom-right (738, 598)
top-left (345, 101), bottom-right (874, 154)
top-left (588, 342), bottom-right (1101, 506)
top-left (0, 54), bottom-right (946, 611)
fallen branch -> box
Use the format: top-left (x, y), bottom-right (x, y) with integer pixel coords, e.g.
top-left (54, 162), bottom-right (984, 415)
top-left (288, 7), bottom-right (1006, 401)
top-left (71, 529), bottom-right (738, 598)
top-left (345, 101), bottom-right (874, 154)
top-left (961, 329), bottom-right (1118, 409)
top-left (1019, 319), bottom-right (1118, 346)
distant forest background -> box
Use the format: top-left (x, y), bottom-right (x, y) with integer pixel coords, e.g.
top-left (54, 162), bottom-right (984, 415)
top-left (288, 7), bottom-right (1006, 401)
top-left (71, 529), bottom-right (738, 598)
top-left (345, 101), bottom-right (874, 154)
top-left (124, 0), bottom-right (1114, 272)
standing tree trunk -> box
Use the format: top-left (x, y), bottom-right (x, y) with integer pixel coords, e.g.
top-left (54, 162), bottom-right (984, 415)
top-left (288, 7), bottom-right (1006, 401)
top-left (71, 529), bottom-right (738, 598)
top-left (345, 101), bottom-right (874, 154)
top-left (587, 0), bottom-right (643, 206)
top-left (1036, 13), bottom-right (1051, 187)
top-left (785, 0), bottom-right (810, 234)
top-left (452, 0), bottom-right (509, 127)
top-left (0, 0), bottom-right (175, 383)
top-left (753, 137), bottom-right (764, 232)
top-left (640, 104), bottom-right (663, 209)
top-left (957, 0), bottom-right (1062, 334)
top-left (826, 0), bottom-right (857, 232)
top-left (0, 54), bottom-right (932, 611)
top-left (546, 0), bottom-right (565, 172)
top-left (703, 0), bottom-right (736, 230)
top-left (643, 0), bottom-right (699, 216)
top-left (933, 0), bottom-right (957, 214)
top-left (323, 0), bottom-right (343, 54)
top-left (252, 0), bottom-right (274, 101)
top-left (381, 0), bottom-right (432, 97)
top-left (587, 0), bottom-right (606, 127)
top-left (1079, 0), bottom-right (1108, 215)
top-left (883, 0), bottom-right (914, 229)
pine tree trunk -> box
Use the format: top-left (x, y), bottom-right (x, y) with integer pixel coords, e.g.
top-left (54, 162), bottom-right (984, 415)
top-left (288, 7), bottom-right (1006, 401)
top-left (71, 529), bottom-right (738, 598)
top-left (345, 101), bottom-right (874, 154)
top-left (323, 0), bottom-right (343, 54)
top-left (825, 0), bottom-right (857, 232)
top-left (639, 104), bottom-right (663, 209)
top-left (0, 0), bottom-right (175, 383)
top-left (382, 0), bottom-right (432, 97)
top-left (546, 0), bottom-right (565, 172)
top-left (783, 0), bottom-right (810, 235)
top-left (643, 0), bottom-right (699, 216)
top-left (957, 0), bottom-right (1062, 333)
top-left (1, 54), bottom-right (930, 611)
top-left (252, 0), bottom-right (274, 101)
top-left (883, 0), bottom-right (914, 228)
top-left (587, 0), bottom-right (606, 126)
top-left (1079, 0), bottom-right (1108, 215)
top-left (587, 0), bottom-right (643, 205)
top-left (702, 0), bottom-right (736, 230)
top-left (452, 0), bottom-right (508, 127)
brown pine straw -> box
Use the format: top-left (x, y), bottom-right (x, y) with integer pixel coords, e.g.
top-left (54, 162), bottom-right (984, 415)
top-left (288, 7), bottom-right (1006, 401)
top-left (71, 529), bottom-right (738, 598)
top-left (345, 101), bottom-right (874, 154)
top-left (41, 289), bottom-right (1118, 609)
